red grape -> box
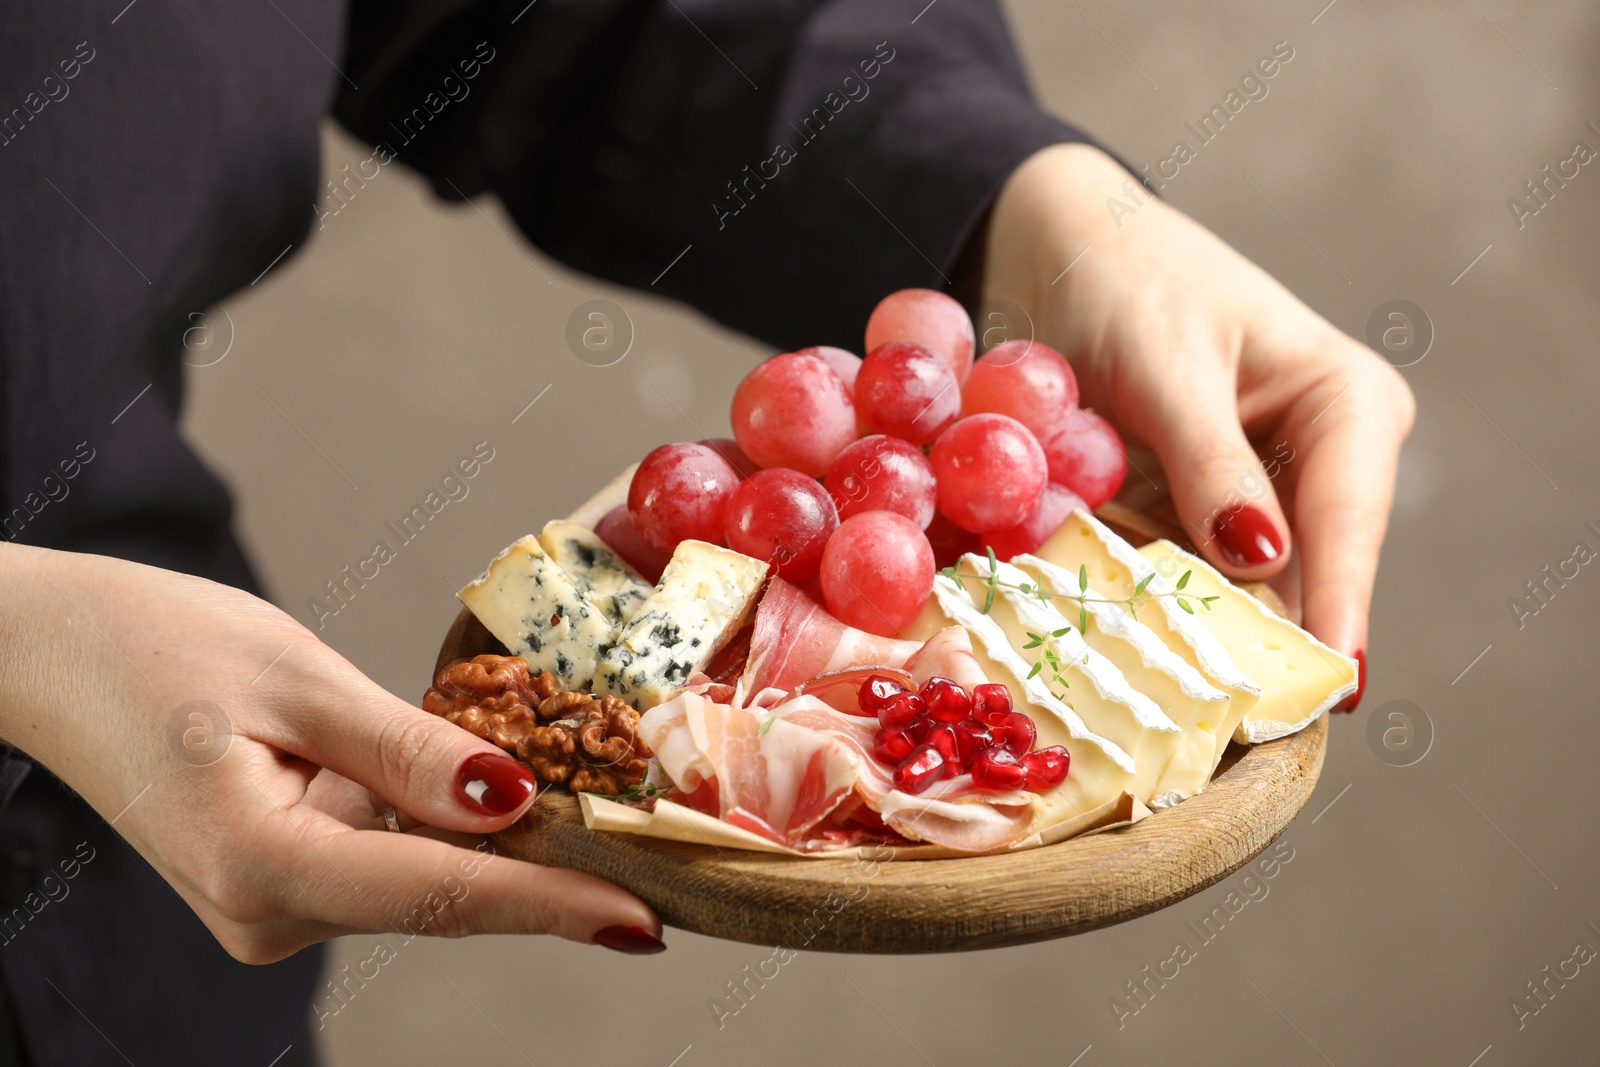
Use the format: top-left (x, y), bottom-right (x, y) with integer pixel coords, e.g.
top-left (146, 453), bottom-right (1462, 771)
top-left (823, 435), bottom-right (938, 528)
top-left (731, 352), bottom-right (857, 476)
top-left (794, 345), bottom-right (860, 392)
top-left (594, 505), bottom-right (671, 583)
top-left (723, 468), bottom-right (839, 583)
top-left (923, 510), bottom-right (980, 569)
top-left (979, 483), bottom-right (1087, 562)
top-left (1041, 407), bottom-right (1127, 509)
top-left (627, 442), bottom-right (740, 554)
top-left (961, 339), bottom-right (1079, 439)
top-left (929, 414), bottom-right (1048, 533)
top-left (854, 341), bottom-right (961, 445)
top-left (819, 511), bottom-right (936, 636)
top-left (696, 437), bottom-right (760, 479)
top-left (864, 288), bottom-right (976, 382)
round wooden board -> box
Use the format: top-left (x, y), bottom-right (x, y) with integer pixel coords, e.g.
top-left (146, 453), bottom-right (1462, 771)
top-left (436, 473), bottom-right (1328, 953)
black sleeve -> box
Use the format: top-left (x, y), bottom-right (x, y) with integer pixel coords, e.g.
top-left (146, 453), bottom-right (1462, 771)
top-left (332, 0), bottom-right (1101, 351)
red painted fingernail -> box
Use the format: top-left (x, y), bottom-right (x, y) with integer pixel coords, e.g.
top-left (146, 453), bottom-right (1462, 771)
top-left (1333, 649), bottom-right (1365, 714)
top-left (1208, 504), bottom-right (1283, 568)
top-left (454, 752), bottom-right (536, 816)
top-left (594, 925), bottom-right (666, 955)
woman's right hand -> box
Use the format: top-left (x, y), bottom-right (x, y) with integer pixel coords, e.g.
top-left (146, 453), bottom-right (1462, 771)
top-left (0, 543), bottom-right (663, 962)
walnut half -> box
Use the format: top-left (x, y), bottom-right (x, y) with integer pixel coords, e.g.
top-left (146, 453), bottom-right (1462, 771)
top-left (423, 654), bottom-right (652, 796)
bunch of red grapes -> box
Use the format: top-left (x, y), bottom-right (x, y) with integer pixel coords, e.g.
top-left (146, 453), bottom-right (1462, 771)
top-left (599, 289), bottom-right (1127, 636)
top-left (860, 674), bottom-right (1069, 794)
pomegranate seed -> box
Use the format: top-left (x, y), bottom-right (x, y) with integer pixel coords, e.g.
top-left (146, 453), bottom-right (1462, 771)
top-left (991, 711), bottom-right (1037, 754)
top-left (859, 675), bottom-right (907, 715)
top-left (920, 677), bottom-right (972, 723)
top-left (873, 726), bottom-right (917, 766)
top-left (907, 712), bottom-right (934, 743)
top-left (878, 691), bottom-right (925, 730)
top-left (971, 683), bottom-right (1013, 725)
top-left (1023, 746), bottom-right (1070, 790)
top-left (971, 748), bottom-right (1028, 791)
top-left (894, 745), bottom-right (946, 794)
top-left (924, 723), bottom-right (962, 775)
top-left (953, 719), bottom-right (992, 764)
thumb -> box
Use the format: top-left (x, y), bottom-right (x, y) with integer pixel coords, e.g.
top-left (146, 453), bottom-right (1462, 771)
top-left (270, 667), bottom-right (538, 834)
top-left (1144, 380), bottom-right (1291, 581)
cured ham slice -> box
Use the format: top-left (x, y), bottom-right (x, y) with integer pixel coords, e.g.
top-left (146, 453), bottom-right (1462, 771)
top-left (774, 698), bottom-right (1038, 852)
top-left (740, 579), bottom-right (921, 697)
top-left (902, 625), bottom-right (989, 693)
top-left (637, 692), bottom-right (858, 846)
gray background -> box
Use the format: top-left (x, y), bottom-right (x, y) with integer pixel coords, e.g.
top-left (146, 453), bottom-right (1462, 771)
top-left (181, 1), bottom-right (1600, 1063)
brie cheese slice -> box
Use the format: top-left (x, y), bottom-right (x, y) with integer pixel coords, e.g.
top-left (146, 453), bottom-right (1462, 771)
top-left (1013, 552), bottom-right (1230, 793)
top-left (957, 554), bottom-right (1184, 803)
top-left (1034, 511), bottom-right (1259, 754)
top-left (1136, 540), bottom-right (1358, 742)
top-left (928, 575), bottom-right (1136, 827)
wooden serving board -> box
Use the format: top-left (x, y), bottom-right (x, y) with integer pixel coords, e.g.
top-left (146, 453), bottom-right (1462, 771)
top-left (435, 472), bottom-right (1326, 953)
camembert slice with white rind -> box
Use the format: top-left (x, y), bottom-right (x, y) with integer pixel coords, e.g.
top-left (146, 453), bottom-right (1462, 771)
top-left (1034, 511), bottom-right (1259, 753)
top-left (1137, 540), bottom-right (1358, 743)
top-left (958, 555), bottom-right (1183, 804)
top-left (929, 575), bottom-right (1136, 827)
top-left (537, 520), bottom-right (653, 627)
top-left (457, 535), bottom-right (615, 690)
top-left (593, 540), bottom-right (768, 711)
top-left (1013, 553), bottom-right (1230, 792)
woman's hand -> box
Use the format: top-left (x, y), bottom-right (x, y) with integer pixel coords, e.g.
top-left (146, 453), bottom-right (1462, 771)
top-left (0, 543), bottom-right (663, 962)
top-left (982, 144), bottom-right (1415, 689)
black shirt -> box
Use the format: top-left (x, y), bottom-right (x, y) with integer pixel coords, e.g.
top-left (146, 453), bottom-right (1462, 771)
top-left (0, 2), bottom-right (1092, 1062)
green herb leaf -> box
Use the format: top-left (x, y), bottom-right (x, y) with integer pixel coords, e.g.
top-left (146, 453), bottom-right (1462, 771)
top-left (1051, 626), bottom-right (1071, 638)
top-left (983, 584), bottom-right (996, 614)
top-left (1177, 597), bottom-right (1194, 615)
top-left (1078, 563), bottom-right (1089, 593)
top-left (1022, 635), bottom-right (1044, 650)
top-left (1079, 605), bottom-right (1089, 633)
top-left (758, 715), bottom-right (777, 736)
top-left (1176, 570), bottom-right (1191, 591)
top-left (1027, 661), bottom-right (1043, 679)
top-left (987, 544), bottom-right (999, 574)
top-left (1132, 572), bottom-right (1153, 597)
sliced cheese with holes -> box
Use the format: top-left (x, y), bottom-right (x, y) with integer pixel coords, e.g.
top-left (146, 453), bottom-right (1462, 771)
top-left (928, 575), bottom-right (1135, 827)
top-left (1137, 540), bottom-right (1358, 742)
top-left (958, 554), bottom-right (1183, 803)
top-left (1014, 552), bottom-right (1230, 793)
top-left (458, 535), bottom-right (615, 690)
top-left (593, 540), bottom-right (768, 711)
top-left (1034, 511), bottom-right (1259, 753)
top-left (538, 520), bottom-right (653, 627)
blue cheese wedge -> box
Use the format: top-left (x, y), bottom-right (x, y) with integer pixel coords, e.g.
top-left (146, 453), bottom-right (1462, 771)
top-left (457, 535), bottom-right (615, 690)
top-left (594, 540), bottom-right (768, 710)
top-left (537, 520), bottom-right (653, 627)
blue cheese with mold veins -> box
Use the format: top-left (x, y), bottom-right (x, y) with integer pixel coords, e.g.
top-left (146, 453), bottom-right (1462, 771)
top-left (457, 535), bottom-right (615, 689)
top-left (594, 540), bottom-right (768, 710)
top-left (537, 521), bottom-right (654, 627)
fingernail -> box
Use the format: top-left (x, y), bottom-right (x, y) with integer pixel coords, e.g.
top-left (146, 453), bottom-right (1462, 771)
top-left (454, 752), bottom-right (536, 816)
top-left (594, 925), bottom-right (666, 955)
top-left (1209, 504), bottom-right (1283, 568)
top-left (1333, 649), bottom-right (1366, 714)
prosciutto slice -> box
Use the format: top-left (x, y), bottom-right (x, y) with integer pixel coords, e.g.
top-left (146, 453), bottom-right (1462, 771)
top-left (902, 625), bottom-right (990, 692)
top-left (637, 692), bottom-right (858, 846)
top-left (639, 668), bottom-right (1040, 853)
top-left (740, 578), bottom-right (921, 696)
